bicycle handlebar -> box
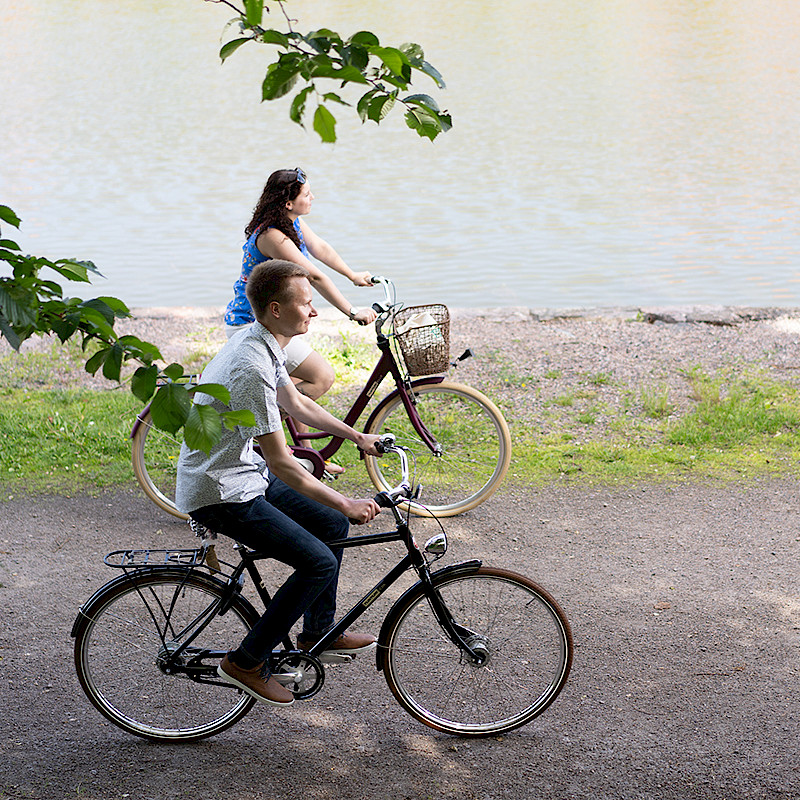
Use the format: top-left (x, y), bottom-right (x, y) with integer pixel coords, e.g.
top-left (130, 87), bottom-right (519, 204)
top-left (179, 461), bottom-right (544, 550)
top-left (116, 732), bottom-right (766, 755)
top-left (373, 433), bottom-right (413, 508)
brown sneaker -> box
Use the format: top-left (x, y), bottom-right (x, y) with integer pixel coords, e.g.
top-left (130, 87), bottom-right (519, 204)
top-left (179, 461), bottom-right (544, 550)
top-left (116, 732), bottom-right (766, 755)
top-left (217, 654), bottom-right (294, 706)
top-left (297, 630), bottom-right (377, 655)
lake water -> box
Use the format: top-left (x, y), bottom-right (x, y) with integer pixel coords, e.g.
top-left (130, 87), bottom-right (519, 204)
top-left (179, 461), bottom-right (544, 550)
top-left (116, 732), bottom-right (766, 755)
top-left (3, 0), bottom-right (800, 310)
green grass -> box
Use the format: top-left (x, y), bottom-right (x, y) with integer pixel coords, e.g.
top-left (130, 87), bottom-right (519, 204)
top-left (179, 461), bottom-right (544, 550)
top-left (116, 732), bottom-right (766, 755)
top-left (4, 342), bottom-right (800, 501)
top-left (510, 370), bottom-right (800, 485)
top-left (0, 387), bottom-right (141, 496)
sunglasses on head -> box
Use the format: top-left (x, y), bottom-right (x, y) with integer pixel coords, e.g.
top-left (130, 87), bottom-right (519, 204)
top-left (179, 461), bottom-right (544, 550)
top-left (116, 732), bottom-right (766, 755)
top-left (294, 167), bottom-right (306, 184)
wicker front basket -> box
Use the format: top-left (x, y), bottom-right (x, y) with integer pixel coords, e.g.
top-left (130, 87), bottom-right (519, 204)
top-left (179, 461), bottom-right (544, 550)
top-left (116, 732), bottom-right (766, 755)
top-left (392, 304), bottom-right (450, 376)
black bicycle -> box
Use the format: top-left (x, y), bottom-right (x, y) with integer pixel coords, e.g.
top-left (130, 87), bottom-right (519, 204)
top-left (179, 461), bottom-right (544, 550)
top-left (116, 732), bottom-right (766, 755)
top-left (72, 437), bottom-right (572, 742)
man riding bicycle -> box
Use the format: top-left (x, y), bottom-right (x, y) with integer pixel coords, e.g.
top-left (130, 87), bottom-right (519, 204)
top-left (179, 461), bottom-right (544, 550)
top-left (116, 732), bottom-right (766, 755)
top-left (176, 259), bottom-right (383, 707)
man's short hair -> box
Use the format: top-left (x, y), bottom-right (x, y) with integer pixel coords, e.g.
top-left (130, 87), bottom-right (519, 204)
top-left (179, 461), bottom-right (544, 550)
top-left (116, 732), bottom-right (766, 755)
top-left (246, 260), bottom-right (310, 320)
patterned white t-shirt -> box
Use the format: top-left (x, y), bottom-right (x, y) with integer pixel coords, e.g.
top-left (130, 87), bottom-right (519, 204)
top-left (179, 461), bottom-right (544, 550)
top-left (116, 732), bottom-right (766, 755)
top-left (176, 322), bottom-right (291, 513)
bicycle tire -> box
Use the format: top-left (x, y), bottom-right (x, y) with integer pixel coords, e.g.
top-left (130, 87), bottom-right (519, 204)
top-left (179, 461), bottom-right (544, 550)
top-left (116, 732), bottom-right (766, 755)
top-left (363, 381), bottom-right (511, 517)
top-left (73, 569), bottom-right (259, 742)
top-left (131, 409), bottom-right (189, 521)
top-left (380, 566), bottom-right (572, 736)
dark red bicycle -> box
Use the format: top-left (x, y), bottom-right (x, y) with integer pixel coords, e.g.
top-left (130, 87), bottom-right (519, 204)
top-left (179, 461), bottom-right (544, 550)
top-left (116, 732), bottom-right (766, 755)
top-left (132, 277), bottom-right (511, 519)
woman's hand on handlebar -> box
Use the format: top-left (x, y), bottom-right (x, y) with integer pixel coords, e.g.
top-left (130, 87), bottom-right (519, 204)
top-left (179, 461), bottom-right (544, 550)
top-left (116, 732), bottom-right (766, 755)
top-left (350, 271), bottom-right (373, 287)
top-left (352, 307), bottom-right (378, 325)
top-left (355, 432), bottom-right (384, 457)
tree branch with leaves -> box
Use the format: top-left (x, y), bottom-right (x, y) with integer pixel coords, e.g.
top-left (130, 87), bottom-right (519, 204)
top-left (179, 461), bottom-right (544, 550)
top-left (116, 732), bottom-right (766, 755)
top-left (212, 0), bottom-right (451, 142)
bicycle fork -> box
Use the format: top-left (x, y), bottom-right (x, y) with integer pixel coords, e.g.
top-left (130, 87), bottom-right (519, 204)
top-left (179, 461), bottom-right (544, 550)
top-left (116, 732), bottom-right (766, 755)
top-left (417, 565), bottom-right (489, 665)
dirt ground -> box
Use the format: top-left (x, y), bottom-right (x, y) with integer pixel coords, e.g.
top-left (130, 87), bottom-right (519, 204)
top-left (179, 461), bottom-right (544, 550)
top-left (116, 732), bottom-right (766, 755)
top-left (1, 479), bottom-right (798, 800)
top-left (1, 306), bottom-right (800, 799)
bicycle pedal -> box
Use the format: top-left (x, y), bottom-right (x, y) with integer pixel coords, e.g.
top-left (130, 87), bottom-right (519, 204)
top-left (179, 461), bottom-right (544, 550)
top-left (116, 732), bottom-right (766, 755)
top-left (318, 652), bottom-right (355, 665)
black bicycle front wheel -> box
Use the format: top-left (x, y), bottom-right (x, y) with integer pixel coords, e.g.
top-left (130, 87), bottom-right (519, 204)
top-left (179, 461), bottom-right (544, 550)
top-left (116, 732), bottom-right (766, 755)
top-left (73, 570), bottom-right (259, 742)
top-left (363, 381), bottom-right (511, 517)
top-left (380, 567), bottom-right (573, 736)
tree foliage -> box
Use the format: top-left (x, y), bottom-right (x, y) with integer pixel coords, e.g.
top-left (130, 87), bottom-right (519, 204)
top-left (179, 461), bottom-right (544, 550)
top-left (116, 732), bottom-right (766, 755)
top-left (1, 1), bottom-right (450, 452)
top-left (213, 0), bottom-right (451, 141)
top-left (0, 205), bottom-right (255, 452)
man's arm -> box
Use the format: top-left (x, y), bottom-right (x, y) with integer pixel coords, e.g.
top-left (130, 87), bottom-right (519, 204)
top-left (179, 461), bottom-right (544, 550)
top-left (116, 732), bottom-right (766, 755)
top-left (276, 382), bottom-right (383, 455)
top-left (255, 427), bottom-right (380, 524)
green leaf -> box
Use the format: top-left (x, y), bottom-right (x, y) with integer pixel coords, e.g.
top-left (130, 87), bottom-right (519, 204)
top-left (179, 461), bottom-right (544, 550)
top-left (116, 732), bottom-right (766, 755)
top-left (313, 105), bottom-right (337, 143)
top-left (79, 297), bottom-right (116, 326)
top-left (50, 316), bottom-right (79, 343)
top-left (348, 31), bottom-right (380, 47)
top-left (0, 206), bottom-right (21, 229)
top-left (373, 46), bottom-right (407, 77)
top-left (221, 409), bottom-right (257, 430)
top-left (131, 364), bottom-right (159, 403)
top-left (260, 29), bottom-right (290, 47)
top-left (400, 42), bottom-right (425, 63)
top-left (84, 348), bottom-right (109, 376)
top-left (322, 92), bottom-right (349, 106)
top-left (333, 65), bottom-right (369, 85)
top-left (305, 29), bottom-right (341, 54)
top-left (0, 284), bottom-right (37, 327)
top-left (184, 403), bottom-right (223, 454)
top-left (262, 64), bottom-right (300, 101)
top-left (418, 60), bottom-right (446, 89)
top-left (0, 239), bottom-right (21, 251)
top-left (189, 382), bottom-right (231, 405)
top-left (149, 383), bottom-right (192, 435)
top-left (357, 89), bottom-right (379, 122)
top-left (405, 107), bottom-right (447, 141)
top-left (220, 37), bottom-right (251, 63)
top-left (52, 258), bottom-right (102, 282)
top-left (404, 93), bottom-right (440, 113)
top-left (242, 0), bottom-right (263, 27)
top-left (101, 341), bottom-right (124, 381)
top-left (76, 307), bottom-right (116, 340)
top-left (290, 85), bottom-right (313, 125)
top-left (341, 44), bottom-right (369, 71)
top-left (163, 362), bottom-right (185, 381)
top-left (0, 312), bottom-right (22, 350)
top-left (367, 94), bottom-right (396, 123)
top-left (118, 334), bottom-right (162, 362)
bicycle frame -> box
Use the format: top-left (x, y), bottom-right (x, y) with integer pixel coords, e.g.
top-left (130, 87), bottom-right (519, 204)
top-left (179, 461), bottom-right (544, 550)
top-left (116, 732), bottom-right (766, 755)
top-left (284, 322), bottom-right (445, 463)
top-left (90, 497), bottom-right (487, 683)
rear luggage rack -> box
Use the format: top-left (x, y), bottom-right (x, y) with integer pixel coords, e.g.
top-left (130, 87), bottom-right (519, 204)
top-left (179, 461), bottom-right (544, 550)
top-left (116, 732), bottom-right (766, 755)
top-left (103, 548), bottom-right (206, 568)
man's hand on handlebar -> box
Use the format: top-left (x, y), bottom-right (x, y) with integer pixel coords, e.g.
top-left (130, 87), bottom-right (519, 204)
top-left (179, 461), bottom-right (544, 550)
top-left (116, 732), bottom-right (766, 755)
top-left (345, 497), bottom-right (381, 525)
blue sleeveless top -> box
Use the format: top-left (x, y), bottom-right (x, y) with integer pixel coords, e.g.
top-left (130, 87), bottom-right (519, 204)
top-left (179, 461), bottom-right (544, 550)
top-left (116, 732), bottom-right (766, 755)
top-left (224, 219), bottom-right (310, 326)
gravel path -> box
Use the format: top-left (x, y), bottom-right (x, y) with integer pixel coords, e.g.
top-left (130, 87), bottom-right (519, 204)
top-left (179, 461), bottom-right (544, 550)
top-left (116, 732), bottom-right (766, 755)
top-left (1, 481), bottom-right (798, 800)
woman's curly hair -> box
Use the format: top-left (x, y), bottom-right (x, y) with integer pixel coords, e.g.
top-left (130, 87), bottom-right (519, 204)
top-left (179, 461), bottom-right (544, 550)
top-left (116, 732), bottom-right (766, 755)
top-left (245, 169), bottom-right (306, 248)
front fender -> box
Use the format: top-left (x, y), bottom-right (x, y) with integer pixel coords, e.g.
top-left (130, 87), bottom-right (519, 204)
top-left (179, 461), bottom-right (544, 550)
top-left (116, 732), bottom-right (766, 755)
top-left (363, 376), bottom-right (446, 438)
top-left (375, 559), bottom-right (482, 670)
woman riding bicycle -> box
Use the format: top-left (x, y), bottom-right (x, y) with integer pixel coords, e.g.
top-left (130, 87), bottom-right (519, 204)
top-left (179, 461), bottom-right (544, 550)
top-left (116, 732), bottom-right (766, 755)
top-left (224, 168), bottom-right (377, 451)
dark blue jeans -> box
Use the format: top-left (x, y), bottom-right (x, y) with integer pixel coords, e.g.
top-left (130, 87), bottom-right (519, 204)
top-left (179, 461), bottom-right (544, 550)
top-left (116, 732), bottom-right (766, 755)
top-left (190, 475), bottom-right (349, 668)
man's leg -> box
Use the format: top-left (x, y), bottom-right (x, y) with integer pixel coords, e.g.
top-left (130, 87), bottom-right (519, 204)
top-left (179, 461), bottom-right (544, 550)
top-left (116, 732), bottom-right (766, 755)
top-left (265, 476), bottom-right (377, 655)
top-left (264, 474), bottom-right (347, 639)
top-left (190, 493), bottom-right (346, 665)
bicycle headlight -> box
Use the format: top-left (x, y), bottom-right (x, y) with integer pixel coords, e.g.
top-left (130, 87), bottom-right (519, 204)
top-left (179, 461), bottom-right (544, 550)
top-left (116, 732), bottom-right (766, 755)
top-left (423, 533), bottom-right (448, 556)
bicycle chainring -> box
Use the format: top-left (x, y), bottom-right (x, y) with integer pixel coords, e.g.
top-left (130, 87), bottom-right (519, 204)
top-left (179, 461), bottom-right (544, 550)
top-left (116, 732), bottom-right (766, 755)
top-left (270, 652), bottom-right (325, 700)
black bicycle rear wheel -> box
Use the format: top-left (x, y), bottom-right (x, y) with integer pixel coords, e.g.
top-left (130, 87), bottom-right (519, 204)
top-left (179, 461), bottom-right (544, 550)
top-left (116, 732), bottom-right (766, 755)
top-left (380, 567), bottom-right (572, 736)
top-left (73, 570), bottom-right (259, 742)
